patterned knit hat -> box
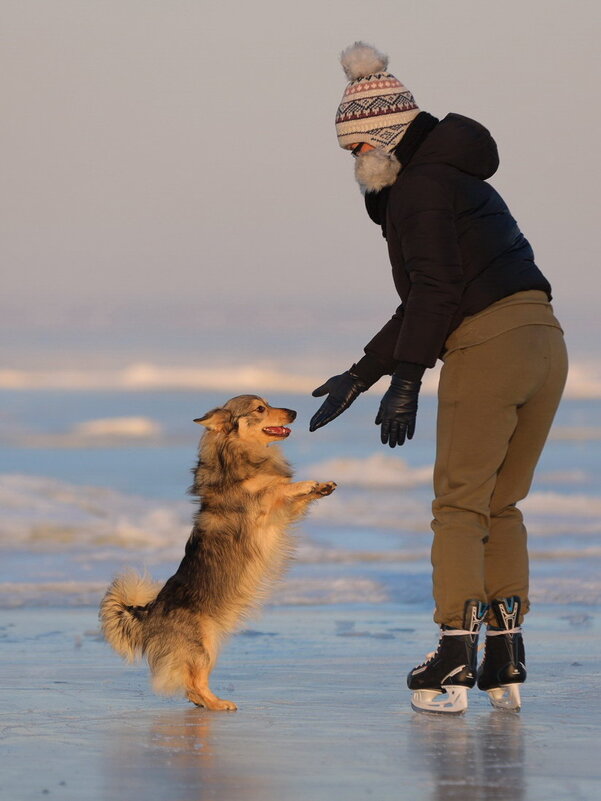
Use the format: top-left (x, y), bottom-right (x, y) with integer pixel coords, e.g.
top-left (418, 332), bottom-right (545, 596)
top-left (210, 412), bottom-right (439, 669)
top-left (335, 42), bottom-right (420, 152)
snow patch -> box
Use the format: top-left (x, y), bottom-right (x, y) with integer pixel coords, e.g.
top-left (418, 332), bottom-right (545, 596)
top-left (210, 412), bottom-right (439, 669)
top-left (0, 359), bottom-right (598, 397)
top-left (306, 453), bottom-right (432, 488)
top-left (74, 417), bottom-right (161, 438)
top-left (15, 417), bottom-right (164, 448)
top-left (549, 427), bottom-right (601, 441)
top-left (537, 469), bottom-right (589, 484)
top-left (522, 492), bottom-right (601, 517)
top-left (0, 474), bottom-right (189, 553)
top-left (0, 363), bottom-right (320, 394)
top-left (0, 577), bottom-right (388, 608)
top-left (530, 578), bottom-right (601, 605)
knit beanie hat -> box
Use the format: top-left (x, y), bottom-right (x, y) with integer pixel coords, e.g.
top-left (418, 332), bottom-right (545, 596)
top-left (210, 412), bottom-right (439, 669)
top-left (335, 42), bottom-right (420, 153)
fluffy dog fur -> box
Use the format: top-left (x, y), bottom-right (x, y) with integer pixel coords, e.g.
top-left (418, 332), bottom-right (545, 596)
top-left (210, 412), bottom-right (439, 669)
top-left (100, 395), bottom-right (336, 710)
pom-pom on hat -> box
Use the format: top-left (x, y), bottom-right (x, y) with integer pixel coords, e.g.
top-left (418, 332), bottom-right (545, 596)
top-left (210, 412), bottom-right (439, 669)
top-left (335, 42), bottom-right (420, 152)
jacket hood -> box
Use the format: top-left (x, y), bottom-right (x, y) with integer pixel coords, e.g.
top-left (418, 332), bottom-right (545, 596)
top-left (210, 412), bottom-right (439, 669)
top-left (408, 113), bottom-right (499, 179)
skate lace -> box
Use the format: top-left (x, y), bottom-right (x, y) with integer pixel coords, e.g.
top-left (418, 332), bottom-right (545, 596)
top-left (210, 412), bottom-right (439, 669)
top-left (415, 635), bottom-right (444, 668)
top-left (415, 650), bottom-right (437, 669)
top-left (416, 627), bottom-right (477, 669)
top-left (413, 635), bottom-right (440, 668)
top-left (486, 626), bottom-right (521, 637)
top-left (478, 626), bottom-right (522, 658)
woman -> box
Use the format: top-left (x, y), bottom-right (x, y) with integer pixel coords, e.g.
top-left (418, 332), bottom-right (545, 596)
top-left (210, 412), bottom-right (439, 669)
top-left (310, 42), bottom-right (568, 714)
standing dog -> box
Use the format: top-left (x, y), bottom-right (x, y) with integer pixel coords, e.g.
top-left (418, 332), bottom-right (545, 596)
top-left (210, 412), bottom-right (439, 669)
top-left (100, 395), bottom-right (336, 710)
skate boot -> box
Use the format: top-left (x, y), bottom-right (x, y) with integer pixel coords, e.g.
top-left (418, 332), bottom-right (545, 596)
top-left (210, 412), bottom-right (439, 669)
top-left (477, 596), bottom-right (526, 712)
top-left (407, 599), bottom-right (488, 715)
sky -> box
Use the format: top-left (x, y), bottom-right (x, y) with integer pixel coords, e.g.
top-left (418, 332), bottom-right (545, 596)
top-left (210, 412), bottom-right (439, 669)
top-left (2, 0), bottom-right (599, 376)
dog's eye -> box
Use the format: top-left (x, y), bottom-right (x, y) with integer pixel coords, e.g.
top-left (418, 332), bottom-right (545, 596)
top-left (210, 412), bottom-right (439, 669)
top-left (256, 405), bottom-right (266, 413)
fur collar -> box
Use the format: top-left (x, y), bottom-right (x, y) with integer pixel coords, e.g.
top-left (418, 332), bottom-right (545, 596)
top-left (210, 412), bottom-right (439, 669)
top-left (354, 149), bottom-right (401, 193)
top-left (355, 112), bottom-right (439, 194)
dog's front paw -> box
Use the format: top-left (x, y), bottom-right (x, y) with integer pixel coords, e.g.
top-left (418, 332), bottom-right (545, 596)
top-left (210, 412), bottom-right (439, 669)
top-left (293, 481), bottom-right (321, 497)
top-left (313, 481), bottom-right (337, 497)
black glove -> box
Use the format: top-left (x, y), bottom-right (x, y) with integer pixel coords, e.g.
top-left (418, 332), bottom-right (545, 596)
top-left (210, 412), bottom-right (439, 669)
top-left (309, 368), bottom-right (368, 432)
top-left (375, 374), bottom-right (421, 448)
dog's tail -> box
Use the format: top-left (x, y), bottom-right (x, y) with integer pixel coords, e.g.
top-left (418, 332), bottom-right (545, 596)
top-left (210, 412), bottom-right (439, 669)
top-left (99, 570), bottom-right (162, 662)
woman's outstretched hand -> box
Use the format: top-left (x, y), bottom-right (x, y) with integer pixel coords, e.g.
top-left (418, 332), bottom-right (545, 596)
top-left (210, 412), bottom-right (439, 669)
top-left (309, 370), bottom-right (368, 432)
top-left (376, 375), bottom-right (421, 447)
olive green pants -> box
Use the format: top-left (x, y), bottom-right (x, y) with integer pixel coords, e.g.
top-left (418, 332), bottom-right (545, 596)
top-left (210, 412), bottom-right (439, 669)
top-left (431, 319), bottom-right (568, 627)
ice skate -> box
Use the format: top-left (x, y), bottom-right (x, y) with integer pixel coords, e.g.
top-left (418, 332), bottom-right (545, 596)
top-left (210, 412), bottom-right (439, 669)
top-left (477, 596), bottom-right (526, 712)
top-left (407, 600), bottom-right (488, 715)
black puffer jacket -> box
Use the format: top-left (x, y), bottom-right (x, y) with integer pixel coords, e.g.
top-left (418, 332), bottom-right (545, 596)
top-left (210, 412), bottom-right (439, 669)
top-left (362, 112), bottom-right (551, 373)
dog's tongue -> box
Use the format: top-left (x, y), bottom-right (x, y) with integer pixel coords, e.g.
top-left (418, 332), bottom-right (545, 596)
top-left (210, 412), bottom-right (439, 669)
top-left (263, 426), bottom-right (291, 437)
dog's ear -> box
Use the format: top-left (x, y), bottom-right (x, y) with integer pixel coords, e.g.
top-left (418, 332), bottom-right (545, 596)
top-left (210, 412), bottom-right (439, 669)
top-left (194, 407), bottom-right (234, 433)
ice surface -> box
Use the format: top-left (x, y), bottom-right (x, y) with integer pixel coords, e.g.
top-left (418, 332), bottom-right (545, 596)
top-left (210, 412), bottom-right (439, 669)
top-left (0, 605), bottom-right (599, 801)
top-left (1, 389), bottom-right (600, 797)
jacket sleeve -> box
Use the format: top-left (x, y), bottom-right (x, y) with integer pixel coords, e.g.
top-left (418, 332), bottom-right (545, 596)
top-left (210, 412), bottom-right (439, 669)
top-left (390, 171), bottom-right (464, 367)
top-left (364, 305), bottom-right (404, 361)
top-left (347, 305), bottom-right (404, 386)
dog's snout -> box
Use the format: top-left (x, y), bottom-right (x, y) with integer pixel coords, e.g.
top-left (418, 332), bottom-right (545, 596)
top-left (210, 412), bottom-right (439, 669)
top-left (284, 409), bottom-right (297, 423)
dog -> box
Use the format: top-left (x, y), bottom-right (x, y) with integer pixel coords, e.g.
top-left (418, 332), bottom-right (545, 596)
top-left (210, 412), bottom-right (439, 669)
top-left (100, 394), bottom-right (336, 710)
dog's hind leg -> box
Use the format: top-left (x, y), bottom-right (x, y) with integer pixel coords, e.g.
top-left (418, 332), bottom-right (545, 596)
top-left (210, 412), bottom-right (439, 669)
top-left (186, 669), bottom-right (237, 711)
top-left (185, 627), bottom-right (237, 712)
